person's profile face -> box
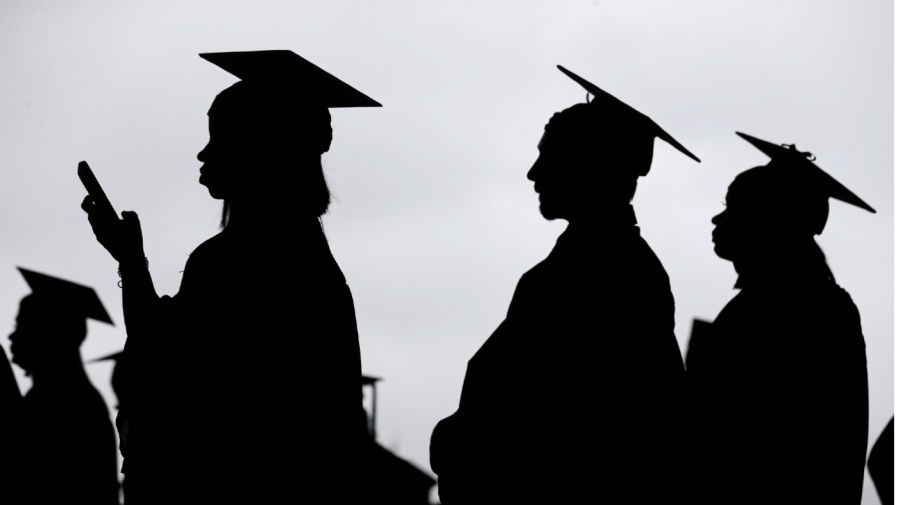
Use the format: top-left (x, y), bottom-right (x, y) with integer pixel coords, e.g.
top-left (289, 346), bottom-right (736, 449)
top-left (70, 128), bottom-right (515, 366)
top-left (711, 206), bottom-right (736, 261)
top-left (9, 297), bottom-right (85, 375)
top-left (527, 131), bottom-right (593, 221)
top-left (711, 184), bottom-right (776, 262)
top-left (197, 110), bottom-right (242, 200)
top-left (8, 298), bottom-right (45, 374)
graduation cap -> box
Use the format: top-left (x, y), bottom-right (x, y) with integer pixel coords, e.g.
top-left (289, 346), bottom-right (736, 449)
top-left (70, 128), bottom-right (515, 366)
top-left (200, 50), bottom-right (381, 108)
top-left (685, 319), bottom-right (712, 371)
top-left (87, 350), bottom-right (128, 405)
top-left (88, 351), bottom-right (122, 363)
top-left (362, 375), bottom-right (382, 439)
top-left (735, 132), bottom-right (876, 213)
top-left (868, 417), bottom-right (894, 505)
top-left (17, 267), bottom-right (113, 325)
top-left (557, 65), bottom-right (701, 163)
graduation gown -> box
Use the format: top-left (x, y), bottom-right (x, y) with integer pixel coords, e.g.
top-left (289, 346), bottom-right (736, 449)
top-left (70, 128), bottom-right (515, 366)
top-left (17, 377), bottom-right (120, 505)
top-left (121, 220), bottom-right (362, 503)
top-left (431, 207), bottom-right (684, 504)
top-left (688, 267), bottom-right (868, 504)
top-left (0, 347), bottom-right (24, 504)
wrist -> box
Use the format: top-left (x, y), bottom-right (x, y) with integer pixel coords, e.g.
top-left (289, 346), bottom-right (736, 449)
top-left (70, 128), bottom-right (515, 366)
top-left (117, 256), bottom-right (148, 288)
top-left (118, 254), bottom-right (148, 267)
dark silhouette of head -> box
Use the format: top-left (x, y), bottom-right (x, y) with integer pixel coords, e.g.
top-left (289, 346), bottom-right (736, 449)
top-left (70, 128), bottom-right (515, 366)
top-left (527, 102), bottom-right (654, 221)
top-left (712, 132), bottom-right (875, 279)
top-left (195, 50), bottom-right (381, 228)
top-left (197, 80), bottom-right (334, 226)
top-left (10, 268), bottom-right (113, 376)
top-left (712, 160), bottom-right (831, 263)
top-left (528, 66), bottom-right (700, 222)
top-left (9, 294), bottom-right (87, 375)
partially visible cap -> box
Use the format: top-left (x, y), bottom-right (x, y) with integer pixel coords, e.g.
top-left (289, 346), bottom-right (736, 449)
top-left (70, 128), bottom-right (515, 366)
top-left (735, 132), bottom-right (876, 213)
top-left (685, 319), bottom-right (712, 371)
top-left (200, 50), bottom-right (381, 108)
top-left (88, 351), bottom-right (122, 363)
top-left (17, 268), bottom-right (114, 325)
top-left (556, 65), bottom-right (701, 163)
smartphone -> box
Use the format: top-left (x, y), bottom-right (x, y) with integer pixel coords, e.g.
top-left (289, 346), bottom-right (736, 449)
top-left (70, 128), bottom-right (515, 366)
top-left (77, 161), bottom-right (120, 222)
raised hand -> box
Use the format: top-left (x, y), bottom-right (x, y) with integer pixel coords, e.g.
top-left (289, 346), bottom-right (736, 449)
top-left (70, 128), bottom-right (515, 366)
top-left (81, 196), bottom-right (145, 263)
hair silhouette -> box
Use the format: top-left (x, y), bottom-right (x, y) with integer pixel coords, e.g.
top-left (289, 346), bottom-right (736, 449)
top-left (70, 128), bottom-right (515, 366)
top-left (208, 79), bottom-right (334, 229)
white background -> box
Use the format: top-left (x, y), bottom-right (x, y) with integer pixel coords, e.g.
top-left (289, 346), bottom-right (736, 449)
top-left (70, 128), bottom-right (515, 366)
top-left (0, 1), bottom-right (892, 503)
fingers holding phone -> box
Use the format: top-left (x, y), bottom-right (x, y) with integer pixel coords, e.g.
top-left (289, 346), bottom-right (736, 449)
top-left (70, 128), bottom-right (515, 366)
top-left (79, 163), bottom-right (145, 263)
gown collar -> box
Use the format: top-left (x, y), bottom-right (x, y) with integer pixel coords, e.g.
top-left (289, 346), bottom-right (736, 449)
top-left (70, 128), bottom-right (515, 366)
top-left (557, 204), bottom-right (639, 248)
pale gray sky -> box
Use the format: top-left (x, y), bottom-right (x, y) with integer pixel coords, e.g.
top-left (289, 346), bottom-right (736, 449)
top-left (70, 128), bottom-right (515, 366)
top-left (0, 1), bottom-right (892, 503)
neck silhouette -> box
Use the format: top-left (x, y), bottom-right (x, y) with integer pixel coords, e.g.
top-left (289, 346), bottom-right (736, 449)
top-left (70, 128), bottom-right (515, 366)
top-left (221, 153), bottom-right (328, 234)
top-left (31, 348), bottom-right (89, 389)
top-left (224, 195), bottom-right (326, 241)
top-left (733, 238), bottom-right (832, 288)
top-left (565, 202), bottom-right (637, 229)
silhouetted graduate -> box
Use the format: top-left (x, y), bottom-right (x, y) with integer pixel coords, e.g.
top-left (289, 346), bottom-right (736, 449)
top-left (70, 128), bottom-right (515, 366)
top-left (8, 268), bottom-right (120, 505)
top-left (81, 50), bottom-right (375, 504)
top-left (430, 66), bottom-right (699, 504)
top-left (689, 133), bottom-right (872, 504)
top-left (868, 417), bottom-right (893, 505)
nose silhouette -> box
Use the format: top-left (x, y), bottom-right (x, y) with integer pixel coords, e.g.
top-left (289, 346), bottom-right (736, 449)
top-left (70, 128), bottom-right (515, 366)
top-left (712, 210), bottom-right (725, 225)
top-left (527, 156), bottom-right (543, 182)
top-left (197, 144), bottom-right (209, 163)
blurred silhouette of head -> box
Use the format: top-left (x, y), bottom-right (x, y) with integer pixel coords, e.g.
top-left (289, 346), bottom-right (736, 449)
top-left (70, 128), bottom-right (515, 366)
top-left (528, 66), bottom-right (699, 222)
top-left (712, 133), bottom-right (875, 270)
top-left (9, 269), bottom-right (112, 376)
top-left (10, 295), bottom-right (87, 375)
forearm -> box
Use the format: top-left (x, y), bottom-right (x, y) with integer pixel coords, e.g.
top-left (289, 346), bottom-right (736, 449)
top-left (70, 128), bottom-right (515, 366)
top-left (118, 257), bottom-right (160, 341)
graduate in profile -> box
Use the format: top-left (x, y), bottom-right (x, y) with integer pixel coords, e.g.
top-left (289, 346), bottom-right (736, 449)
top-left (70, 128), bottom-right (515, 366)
top-left (430, 66), bottom-right (700, 504)
top-left (7, 268), bottom-right (120, 505)
top-left (81, 50), bottom-right (377, 503)
top-left (689, 133), bottom-right (872, 504)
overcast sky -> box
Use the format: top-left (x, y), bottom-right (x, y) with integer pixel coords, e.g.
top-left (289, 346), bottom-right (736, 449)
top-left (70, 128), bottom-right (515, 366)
top-left (0, 1), bottom-right (892, 503)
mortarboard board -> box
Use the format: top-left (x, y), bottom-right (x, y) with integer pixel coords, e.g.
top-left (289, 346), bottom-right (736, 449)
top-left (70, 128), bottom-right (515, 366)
top-left (557, 65), bottom-right (701, 163)
top-left (200, 50), bottom-right (381, 108)
top-left (361, 375), bottom-right (382, 438)
top-left (735, 132), bottom-right (876, 213)
top-left (868, 417), bottom-right (894, 505)
top-left (88, 351), bottom-right (123, 364)
top-left (17, 267), bottom-right (114, 325)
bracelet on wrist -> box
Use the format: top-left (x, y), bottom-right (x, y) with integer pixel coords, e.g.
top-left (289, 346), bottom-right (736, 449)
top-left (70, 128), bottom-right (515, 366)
top-left (117, 257), bottom-right (149, 288)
